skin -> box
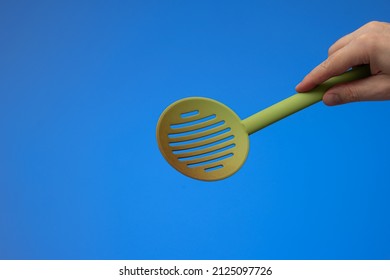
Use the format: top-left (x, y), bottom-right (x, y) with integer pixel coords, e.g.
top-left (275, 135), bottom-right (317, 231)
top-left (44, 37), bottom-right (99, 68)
top-left (295, 21), bottom-right (390, 106)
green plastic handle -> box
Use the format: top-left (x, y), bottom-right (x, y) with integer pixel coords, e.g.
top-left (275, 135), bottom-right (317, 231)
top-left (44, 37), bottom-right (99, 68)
top-left (242, 65), bottom-right (371, 135)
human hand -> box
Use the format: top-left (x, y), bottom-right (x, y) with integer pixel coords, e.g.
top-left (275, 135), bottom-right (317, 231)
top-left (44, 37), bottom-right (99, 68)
top-left (295, 21), bottom-right (390, 106)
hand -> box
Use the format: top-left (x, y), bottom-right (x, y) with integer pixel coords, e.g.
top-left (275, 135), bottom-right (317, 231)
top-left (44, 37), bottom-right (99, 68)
top-left (295, 21), bottom-right (390, 106)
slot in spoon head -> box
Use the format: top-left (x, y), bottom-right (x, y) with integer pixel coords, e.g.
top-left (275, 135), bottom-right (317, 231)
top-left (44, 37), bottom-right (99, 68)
top-left (156, 97), bottom-right (249, 181)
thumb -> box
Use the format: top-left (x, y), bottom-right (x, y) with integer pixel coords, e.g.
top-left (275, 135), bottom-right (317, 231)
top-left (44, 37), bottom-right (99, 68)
top-left (323, 74), bottom-right (390, 106)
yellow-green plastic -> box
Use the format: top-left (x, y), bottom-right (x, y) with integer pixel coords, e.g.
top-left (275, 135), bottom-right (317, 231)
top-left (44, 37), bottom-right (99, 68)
top-left (156, 65), bottom-right (371, 181)
top-left (242, 65), bottom-right (371, 134)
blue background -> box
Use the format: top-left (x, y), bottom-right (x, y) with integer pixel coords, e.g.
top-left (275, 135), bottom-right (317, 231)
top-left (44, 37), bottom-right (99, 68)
top-left (1, 0), bottom-right (389, 260)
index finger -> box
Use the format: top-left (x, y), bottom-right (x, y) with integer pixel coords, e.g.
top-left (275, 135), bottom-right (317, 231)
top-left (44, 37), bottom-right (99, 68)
top-left (295, 40), bottom-right (369, 92)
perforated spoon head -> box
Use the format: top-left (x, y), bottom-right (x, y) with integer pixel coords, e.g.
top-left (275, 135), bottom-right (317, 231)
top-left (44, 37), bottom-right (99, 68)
top-left (156, 97), bottom-right (249, 181)
top-left (157, 67), bottom-right (371, 181)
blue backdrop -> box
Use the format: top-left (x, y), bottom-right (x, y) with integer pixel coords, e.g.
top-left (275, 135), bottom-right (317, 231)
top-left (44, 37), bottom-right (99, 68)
top-left (1, 0), bottom-right (389, 259)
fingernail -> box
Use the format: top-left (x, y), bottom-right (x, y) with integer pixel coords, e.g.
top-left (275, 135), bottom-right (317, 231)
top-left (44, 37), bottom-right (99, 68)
top-left (324, 93), bottom-right (341, 106)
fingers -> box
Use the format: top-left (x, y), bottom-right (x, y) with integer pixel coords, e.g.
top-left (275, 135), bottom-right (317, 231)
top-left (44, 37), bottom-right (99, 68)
top-left (295, 21), bottom-right (390, 106)
top-left (328, 21), bottom-right (387, 56)
top-left (323, 74), bottom-right (390, 106)
top-left (295, 40), bottom-right (370, 93)
top-left (328, 33), bottom-right (357, 56)
top-left (296, 21), bottom-right (389, 94)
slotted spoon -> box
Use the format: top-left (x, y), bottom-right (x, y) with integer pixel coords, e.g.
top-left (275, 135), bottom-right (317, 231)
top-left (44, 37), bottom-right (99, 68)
top-left (156, 65), bottom-right (370, 181)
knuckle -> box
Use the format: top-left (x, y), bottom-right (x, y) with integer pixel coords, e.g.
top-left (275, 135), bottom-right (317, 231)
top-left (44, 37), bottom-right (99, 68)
top-left (364, 21), bottom-right (388, 33)
top-left (319, 58), bottom-right (330, 71)
top-left (318, 54), bottom-right (338, 75)
top-left (342, 86), bottom-right (361, 103)
top-left (356, 33), bottom-right (379, 53)
top-left (365, 20), bottom-right (382, 29)
top-left (315, 59), bottom-right (333, 82)
top-left (356, 33), bottom-right (371, 44)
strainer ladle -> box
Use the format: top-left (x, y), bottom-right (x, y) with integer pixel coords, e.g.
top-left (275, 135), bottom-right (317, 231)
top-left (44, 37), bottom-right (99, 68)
top-left (156, 65), bottom-right (370, 181)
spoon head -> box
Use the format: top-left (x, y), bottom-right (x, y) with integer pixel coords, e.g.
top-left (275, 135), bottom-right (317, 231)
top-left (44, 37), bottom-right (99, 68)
top-left (156, 97), bottom-right (249, 181)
